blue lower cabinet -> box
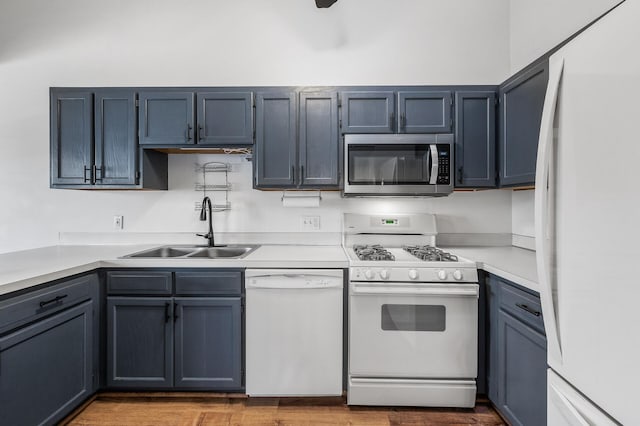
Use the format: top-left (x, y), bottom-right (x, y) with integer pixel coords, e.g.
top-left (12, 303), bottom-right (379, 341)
top-left (107, 297), bottom-right (174, 388)
top-left (486, 274), bottom-right (547, 426)
top-left (174, 298), bottom-right (242, 389)
top-left (497, 310), bottom-right (547, 426)
top-left (0, 301), bottom-right (94, 426)
top-left (105, 269), bottom-right (244, 391)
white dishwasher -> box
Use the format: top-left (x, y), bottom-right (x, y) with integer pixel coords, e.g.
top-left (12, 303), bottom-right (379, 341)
top-left (245, 269), bottom-right (343, 396)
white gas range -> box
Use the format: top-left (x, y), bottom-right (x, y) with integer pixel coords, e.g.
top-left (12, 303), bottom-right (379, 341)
top-left (344, 213), bottom-right (479, 408)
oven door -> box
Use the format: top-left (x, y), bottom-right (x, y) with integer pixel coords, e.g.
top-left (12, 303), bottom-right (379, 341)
top-left (349, 282), bottom-right (478, 378)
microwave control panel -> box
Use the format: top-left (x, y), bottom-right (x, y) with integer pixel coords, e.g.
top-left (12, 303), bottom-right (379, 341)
top-left (436, 144), bottom-right (451, 185)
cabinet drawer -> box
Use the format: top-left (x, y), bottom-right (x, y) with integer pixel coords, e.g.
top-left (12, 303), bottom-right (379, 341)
top-left (499, 281), bottom-right (544, 333)
top-left (107, 271), bottom-right (173, 295)
top-left (175, 270), bottom-right (242, 296)
top-left (0, 274), bottom-right (95, 334)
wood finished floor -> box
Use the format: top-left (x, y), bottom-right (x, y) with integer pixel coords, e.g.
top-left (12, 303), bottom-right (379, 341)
top-left (65, 393), bottom-right (506, 426)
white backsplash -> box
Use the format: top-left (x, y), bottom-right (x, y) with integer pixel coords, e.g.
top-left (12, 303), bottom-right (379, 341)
top-left (57, 154), bottom-right (514, 246)
top-left (511, 189), bottom-right (535, 250)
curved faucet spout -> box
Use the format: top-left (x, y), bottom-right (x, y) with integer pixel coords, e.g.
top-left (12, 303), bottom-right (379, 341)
top-left (197, 196), bottom-right (215, 247)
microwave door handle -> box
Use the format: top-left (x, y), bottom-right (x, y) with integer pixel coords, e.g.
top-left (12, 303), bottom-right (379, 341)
top-left (429, 145), bottom-right (438, 184)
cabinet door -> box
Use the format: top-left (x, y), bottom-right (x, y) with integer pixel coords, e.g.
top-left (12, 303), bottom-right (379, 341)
top-left (499, 60), bottom-right (549, 186)
top-left (341, 91), bottom-right (395, 133)
top-left (174, 298), bottom-right (242, 389)
top-left (254, 91), bottom-right (297, 188)
top-left (0, 301), bottom-right (93, 426)
top-left (196, 91), bottom-right (253, 145)
top-left (50, 90), bottom-right (94, 185)
top-left (299, 91), bottom-right (340, 187)
top-left (398, 91), bottom-right (452, 133)
top-left (95, 90), bottom-right (138, 185)
top-left (139, 91), bottom-right (195, 145)
top-left (497, 310), bottom-right (547, 426)
top-left (455, 91), bottom-right (497, 188)
top-left (107, 297), bottom-right (173, 388)
top-left (485, 275), bottom-right (500, 404)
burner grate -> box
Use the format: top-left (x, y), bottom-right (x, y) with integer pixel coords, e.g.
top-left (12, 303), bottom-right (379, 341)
top-left (402, 245), bottom-right (459, 262)
top-left (353, 244), bottom-right (395, 261)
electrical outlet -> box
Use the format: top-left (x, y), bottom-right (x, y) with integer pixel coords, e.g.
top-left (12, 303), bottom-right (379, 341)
top-left (113, 215), bottom-right (124, 230)
top-left (301, 216), bottom-right (321, 231)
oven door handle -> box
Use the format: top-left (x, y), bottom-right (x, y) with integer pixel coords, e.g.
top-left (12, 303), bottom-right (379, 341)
top-left (351, 283), bottom-right (478, 297)
top-left (429, 145), bottom-right (439, 185)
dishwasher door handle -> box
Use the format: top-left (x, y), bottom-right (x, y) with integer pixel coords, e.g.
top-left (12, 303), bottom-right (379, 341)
top-left (246, 280), bottom-right (343, 290)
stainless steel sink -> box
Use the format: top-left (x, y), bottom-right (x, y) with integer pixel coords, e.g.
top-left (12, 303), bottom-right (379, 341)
top-left (188, 247), bottom-right (255, 258)
top-left (125, 247), bottom-right (197, 258)
top-left (122, 245), bottom-right (259, 259)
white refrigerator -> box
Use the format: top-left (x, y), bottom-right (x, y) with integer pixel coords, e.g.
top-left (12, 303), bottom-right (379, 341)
top-left (535, 1), bottom-right (640, 424)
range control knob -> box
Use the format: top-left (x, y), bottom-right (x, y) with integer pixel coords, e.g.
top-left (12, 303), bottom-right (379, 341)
top-left (379, 270), bottom-right (390, 280)
top-left (364, 270), bottom-right (375, 280)
top-left (453, 270), bottom-right (463, 281)
top-left (408, 269), bottom-right (419, 280)
top-left (437, 270), bottom-right (447, 280)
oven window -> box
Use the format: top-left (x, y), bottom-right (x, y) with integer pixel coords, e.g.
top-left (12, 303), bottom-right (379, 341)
top-left (381, 304), bottom-right (446, 332)
top-left (348, 144), bottom-right (429, 185)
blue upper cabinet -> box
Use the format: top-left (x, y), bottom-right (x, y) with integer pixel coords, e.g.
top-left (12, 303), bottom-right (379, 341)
top-left (51, 88), bottom-right (154, 188)
top-left (299, 91), bottom-right (340, 187)
top-left (454, 91), bottom-right (497, 188)
top-left (498, 59), bottom-right (549, 187)
top-left (340, 91), bottom-right (395, 133)
top-left (254, 91), bottom-right (297, 187)
top-left (341, 90), bottom-right (452, 134)
top-left (95, 90), bottom-right (138, 185)
top-left (139, 91), bottom-right (195, 145)
top-left (196, 92), bottom-right (253, 145)
top-left (50, 90), bottom-right (94, 185)
top-left (398, 91), bottom-right (452, 133)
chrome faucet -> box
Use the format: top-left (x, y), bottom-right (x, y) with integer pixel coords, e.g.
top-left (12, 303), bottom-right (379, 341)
top-left (197, 196), bottom-right (215, 247)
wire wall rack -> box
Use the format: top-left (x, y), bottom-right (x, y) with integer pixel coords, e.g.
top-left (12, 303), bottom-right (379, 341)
top-left (194, 161), bottom-right (231, 212)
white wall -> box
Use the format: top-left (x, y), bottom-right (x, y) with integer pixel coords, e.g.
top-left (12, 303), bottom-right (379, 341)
top-left (509, 0), bottom-right (620, 73)
top-left (0, 0), bottom-right (512, 254)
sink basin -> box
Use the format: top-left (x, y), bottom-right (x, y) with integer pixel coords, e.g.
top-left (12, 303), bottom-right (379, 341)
top-left (189, 247), bottom-right (255, 258)
top-left (122, 245), bottom-right (259, 259)
top-left (125, 247), bottom-right (197, 258)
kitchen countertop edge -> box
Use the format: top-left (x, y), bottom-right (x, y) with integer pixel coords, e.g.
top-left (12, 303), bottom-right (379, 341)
top-left (0, 244), bottom-right (538, 297)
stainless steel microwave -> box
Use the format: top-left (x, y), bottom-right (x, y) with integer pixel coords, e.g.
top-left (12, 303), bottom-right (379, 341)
top-left (343, 134), bottom-right (454, 196)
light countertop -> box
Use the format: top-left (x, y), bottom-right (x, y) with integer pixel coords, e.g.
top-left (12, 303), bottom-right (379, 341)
top-left (0, 244), bottom-right (350, 296)
top-left (447, 246), bottom-right (539, 293)
top-left (0, 244), bottom-right (538, 297)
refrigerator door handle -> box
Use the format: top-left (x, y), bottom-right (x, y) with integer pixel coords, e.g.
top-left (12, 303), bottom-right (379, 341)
top-left (535, 56), bottom-right (565, 364)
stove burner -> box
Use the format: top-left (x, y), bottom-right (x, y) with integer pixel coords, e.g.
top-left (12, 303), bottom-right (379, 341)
top-left (402, 245), bottom-right (459, 262)
top-left (353, 244), bottom-right (395, 261)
